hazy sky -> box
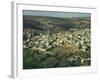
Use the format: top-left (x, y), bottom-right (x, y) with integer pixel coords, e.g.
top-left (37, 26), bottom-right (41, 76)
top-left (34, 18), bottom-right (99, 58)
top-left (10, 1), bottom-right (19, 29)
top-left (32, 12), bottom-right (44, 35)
top-left (23, 10), bottom-right (90, 18)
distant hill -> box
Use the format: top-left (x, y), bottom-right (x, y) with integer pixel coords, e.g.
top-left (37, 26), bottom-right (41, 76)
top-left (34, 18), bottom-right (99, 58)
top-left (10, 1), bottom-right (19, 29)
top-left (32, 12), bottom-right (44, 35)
top-left (23, 15), bottom-right (90, 32)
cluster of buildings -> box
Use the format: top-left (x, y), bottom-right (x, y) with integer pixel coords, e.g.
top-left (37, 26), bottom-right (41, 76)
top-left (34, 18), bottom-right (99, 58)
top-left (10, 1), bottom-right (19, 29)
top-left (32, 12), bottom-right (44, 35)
top-left (23, 27), bottom-right (91, 67)
top-left (23, 28), bottom-right (90, 53)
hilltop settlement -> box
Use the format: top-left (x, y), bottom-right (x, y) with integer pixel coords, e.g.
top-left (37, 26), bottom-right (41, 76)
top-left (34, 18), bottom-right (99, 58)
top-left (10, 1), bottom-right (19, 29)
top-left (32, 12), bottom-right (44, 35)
top-left (23, 16), bottom-right (91, 69)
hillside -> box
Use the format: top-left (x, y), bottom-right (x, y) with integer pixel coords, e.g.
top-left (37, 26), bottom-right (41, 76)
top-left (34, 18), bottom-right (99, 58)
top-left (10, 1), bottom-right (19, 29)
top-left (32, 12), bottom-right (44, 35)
top-left (23, 16), bottom-right (90, 32)
top-left (23, 15), bottom-right (91, 69)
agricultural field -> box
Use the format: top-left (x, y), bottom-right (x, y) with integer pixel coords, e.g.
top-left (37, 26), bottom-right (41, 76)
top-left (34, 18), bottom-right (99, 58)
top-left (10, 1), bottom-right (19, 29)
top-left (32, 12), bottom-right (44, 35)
top-left (23, 15), bottom-right (91, 69)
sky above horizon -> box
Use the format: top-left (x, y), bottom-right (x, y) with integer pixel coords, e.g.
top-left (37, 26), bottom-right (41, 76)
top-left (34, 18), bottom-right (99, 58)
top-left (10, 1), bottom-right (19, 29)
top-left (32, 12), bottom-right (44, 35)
top-left (23, 10), bottom-right (90, 18)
